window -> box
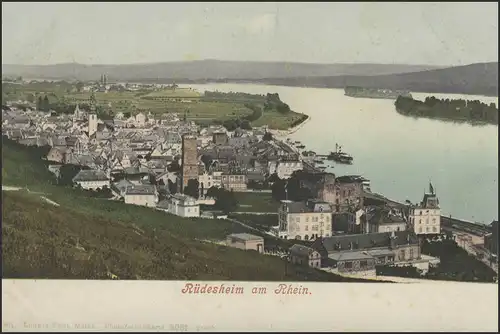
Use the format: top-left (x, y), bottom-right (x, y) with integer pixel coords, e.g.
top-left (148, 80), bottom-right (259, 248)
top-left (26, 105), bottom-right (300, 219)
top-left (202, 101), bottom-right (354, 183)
top-left (409, 249), bottom-right (414, 259)
top-left (306, 216), bottom-right (309, 222)
top-left (305, 225), bottom-right (309, 231)
top-left (426, 227), bottom-right (430, 232)
top-left (432, 218), bottom-right (436, 224)
top-left (433, 226), bottom-right (437, 232)
top-left (344, 261), bottom-right (353, 269)
top-left (320, 213), bottom-right (324, 219)
top-left (360, 260), bottom-right (368, 268)
top-left (296, 217), bottom-right (301, 223)
top-left (326, 216), bottom-right (330, 222)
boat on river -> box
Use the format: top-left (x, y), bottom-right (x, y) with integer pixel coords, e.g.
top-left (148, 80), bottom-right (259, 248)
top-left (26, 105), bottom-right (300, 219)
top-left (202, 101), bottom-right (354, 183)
top-left (327, 143), bottom-right (354, 164)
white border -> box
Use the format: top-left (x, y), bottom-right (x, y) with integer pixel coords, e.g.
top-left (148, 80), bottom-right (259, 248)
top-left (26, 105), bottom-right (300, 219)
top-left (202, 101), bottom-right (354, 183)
top-left (2, 280), bottom-right (498, 332)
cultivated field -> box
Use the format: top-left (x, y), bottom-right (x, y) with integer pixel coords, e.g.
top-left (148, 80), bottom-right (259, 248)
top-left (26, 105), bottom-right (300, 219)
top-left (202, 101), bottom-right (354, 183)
top-left (3, 82), bottom-right (306, 130)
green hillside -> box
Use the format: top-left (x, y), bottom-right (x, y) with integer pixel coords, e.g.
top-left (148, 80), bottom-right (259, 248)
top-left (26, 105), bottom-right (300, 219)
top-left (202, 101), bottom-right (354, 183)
top-left (2, 139), bottom-right (374, 282)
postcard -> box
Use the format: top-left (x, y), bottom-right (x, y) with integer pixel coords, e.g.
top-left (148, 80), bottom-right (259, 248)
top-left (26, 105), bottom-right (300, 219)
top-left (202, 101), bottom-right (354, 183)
top-left (2, 2), bottom-right (498, 332)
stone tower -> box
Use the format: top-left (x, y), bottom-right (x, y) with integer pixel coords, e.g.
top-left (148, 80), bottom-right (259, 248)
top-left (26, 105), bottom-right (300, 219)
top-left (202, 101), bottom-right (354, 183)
top-left (180, 134), bottom-right (198, 193)
top-left (88, 91), bottom-right (98, 137)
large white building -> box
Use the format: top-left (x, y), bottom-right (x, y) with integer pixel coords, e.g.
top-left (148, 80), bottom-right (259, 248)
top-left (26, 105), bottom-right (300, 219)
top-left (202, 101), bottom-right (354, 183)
top-left (409, 184), bottom-right (441, 235)
top-left (268, 159), bottom-right (303, 180)
top-left (165, 194), bottom-right (200, 218)
top-left (124, 185), bottom-right (157, 207)
top-left (273, 199), bottom-right (333, 240)
top-left (72, 169), bottom-right (110, 190)
top-left (198, 171), bottom-right (222, 195)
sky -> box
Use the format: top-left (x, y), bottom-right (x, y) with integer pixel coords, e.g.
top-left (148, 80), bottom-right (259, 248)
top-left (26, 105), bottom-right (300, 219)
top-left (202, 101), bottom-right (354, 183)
top-left (2, 2), bottom-right (498, 66)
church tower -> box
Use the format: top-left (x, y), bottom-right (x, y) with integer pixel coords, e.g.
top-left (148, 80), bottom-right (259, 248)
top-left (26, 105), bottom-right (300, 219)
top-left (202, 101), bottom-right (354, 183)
top-left (72, 103), bottom-right (81, 124)
top-left (88, 91), bottom-right (98, 137)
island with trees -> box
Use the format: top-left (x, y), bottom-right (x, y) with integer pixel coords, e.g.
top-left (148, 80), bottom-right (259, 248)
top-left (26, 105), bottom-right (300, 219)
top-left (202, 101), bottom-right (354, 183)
top-left (395, 95), bottom-right (498, 125)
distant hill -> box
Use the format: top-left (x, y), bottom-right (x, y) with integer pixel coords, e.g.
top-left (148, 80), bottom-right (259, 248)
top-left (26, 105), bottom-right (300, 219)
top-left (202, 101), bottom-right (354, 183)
top-left (250, 62), bottom-right (499, 97)
top-left (1, 60), bottom-right (443, 81)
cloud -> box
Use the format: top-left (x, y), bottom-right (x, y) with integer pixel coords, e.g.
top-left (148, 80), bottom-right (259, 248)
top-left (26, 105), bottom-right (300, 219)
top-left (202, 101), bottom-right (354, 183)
top-left (244, 13), bottom-right (276, 35)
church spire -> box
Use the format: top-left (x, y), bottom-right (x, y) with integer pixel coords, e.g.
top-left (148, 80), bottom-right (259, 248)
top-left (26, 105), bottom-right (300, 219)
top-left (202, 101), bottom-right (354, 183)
top-left (89, 91), bottom-right (97, 114)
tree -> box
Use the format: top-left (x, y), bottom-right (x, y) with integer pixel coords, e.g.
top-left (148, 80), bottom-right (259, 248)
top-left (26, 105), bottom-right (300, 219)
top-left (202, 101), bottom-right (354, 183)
top-left (205, 186), bottom-right (220, 199)
top-left (75, 81), bottom-right (84, 93)
top-left (26, 94), bottom-right (35, 103)
top-left (240, 120), bottom-right (252, 130)
top-left (167, 160), bottom-right (181, 172)
top-left (43, 95), bottom-right (50, 112)
top-left (184, 179), bottom-right (200, 199)
top-left (167, 179), bottom-right (177, 194)
top-left (214, 189), bottom-right (238, 214)
top-left (200, 155), bottom-right (213, 171)
top-left (263, 132), bottom-right (273, 141)
top-left (37, 96), bottom-right (43, 111)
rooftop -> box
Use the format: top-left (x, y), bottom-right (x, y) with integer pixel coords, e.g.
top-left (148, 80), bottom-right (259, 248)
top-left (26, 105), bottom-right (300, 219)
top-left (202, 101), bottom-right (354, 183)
top-left (328, 251), bottom-right (375, 262)
top-left (290, 244), bottom-right (317, 257)
top-left (227, 233), bottom-right (264, 242)
top-left (72, 169), bottom-right (109, 182)
top-left (314, 230), bottom-right (418, 253)
top-left (125, 185), bottom-right (156, 195)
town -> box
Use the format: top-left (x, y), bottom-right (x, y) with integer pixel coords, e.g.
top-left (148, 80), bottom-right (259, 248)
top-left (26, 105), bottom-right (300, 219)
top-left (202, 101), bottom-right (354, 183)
top-left (2, 78), bottom-right (498, 282)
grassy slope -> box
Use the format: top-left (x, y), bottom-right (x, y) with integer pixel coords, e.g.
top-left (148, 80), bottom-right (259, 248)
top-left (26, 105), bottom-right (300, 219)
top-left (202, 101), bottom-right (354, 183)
top-left (1, 139), bottom-right (372, 282)
top-left (234, 192), bottom-right (279, 213)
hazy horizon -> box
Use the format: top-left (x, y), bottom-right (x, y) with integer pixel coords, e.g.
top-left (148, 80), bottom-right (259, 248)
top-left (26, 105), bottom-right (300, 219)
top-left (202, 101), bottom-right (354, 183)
top-left (2, 2), bottom-right (498, 66)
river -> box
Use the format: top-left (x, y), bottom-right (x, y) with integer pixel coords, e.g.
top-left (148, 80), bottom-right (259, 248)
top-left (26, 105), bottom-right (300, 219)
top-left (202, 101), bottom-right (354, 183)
top-left (187, 83), bottom-right (498, 224)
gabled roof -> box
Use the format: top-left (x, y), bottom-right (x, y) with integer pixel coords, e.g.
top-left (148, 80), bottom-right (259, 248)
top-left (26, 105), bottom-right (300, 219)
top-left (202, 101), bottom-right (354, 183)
top-left (72, 169), bottom-right (109, 182)
top-left (313, 230), bottom-right (418, 254)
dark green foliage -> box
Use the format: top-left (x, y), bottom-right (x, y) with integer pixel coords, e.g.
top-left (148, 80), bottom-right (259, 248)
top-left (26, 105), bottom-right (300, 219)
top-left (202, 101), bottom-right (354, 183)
top-left (58, 164), bottom-right (90, 186)
top-left (395, 95), bottom-right (498, 125)
top-left (376, 265), bottom-right (422, 278)
top-left (263, 132), bottom-right (273, 141)
top-left (167, 160), bottom-right (181, 172)
top-left (184, 179), bottom-right (200, 199)
top-left (271, 171), bottom-right (314, 202)
top-left (421, 238), bottom-right (496, 282)
top-left (206, 187), bottom-right (239, 214)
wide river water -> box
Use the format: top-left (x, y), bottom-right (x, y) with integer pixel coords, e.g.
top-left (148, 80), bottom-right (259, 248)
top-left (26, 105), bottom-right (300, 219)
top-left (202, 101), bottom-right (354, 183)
top-left (188, 83), bottom-right (498, 224)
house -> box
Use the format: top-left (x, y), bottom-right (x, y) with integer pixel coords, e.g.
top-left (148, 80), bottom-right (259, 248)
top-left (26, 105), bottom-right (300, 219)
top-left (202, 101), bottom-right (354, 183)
top-left (289, 244), bottom-right (322, 268)
top-left (213, 132), bottom-right (228, 146)
top-left (362, 206), bottom-right (407, 234)
top-left (311, 230), bottom-right (421, 273)
top-left (124, 185), bottom-right (157, 207)
top-left (163, 194), bottom-right (200, 218)
top-left (226, 233), bottom-right (264, 253)
top-left (409, 184), bottom-right (441, 235)
top-left (198, 171), bottom-right (222, 195)
top-left (273, 199), bottom-right (333, 240)
top-left (111, 179), bottom-right (135, 197)
top-left (268, 159), bottom-right (303, 180)
top-left (46, 147), bottom-right (66, 163)
top-left (221, 173), bottom-right (247, 192)
top-left (72, 169), bottom-right (110, 190)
